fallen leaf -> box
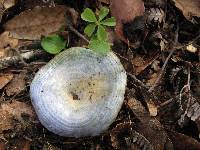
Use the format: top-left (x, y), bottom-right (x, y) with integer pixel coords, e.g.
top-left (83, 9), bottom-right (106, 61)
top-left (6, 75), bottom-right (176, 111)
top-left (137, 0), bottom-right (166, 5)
top-left (131, 51), bottom-right (160, 75)
top-left (0, 73), bottom-right (13, 89)
top-left (0, 142), bottom-right (5, 150)
top-left (0, 3), bottom-right (3, 23)
top-left (172, 0), bottom-right (200, 21)
top-left (0, 48), bottom-right (16, 58)
top-left (186, 44), bottom-right (197, 53)
top-left (146, 99), bottom-right (158, 117)
top-left (4, 5), bottom-right (78, 40)
top-left (2, 0), bottom-right (16, 9)
top-left (0, 0), bottom-right (17, 23)
top-left (0, 100), bottom-right (36, 134)
top-left (0, 31), bottom-right (19, 49)
top-left (168, 130), bottom-right (200, 150)
top-left (135, 119), bottom-right (170, 150)
top-left (127, 98), bottom-right (150, 123)
top-left (98, 0), bottom-right (110, 4)
top-left (16, 140), bottom-right (31, 150)
top-left (146, 73), bottom-right (158, 87)
top-left (110, 0), bottom-right (145, 42)
top-left (5, 72), bottom-right (26, 96)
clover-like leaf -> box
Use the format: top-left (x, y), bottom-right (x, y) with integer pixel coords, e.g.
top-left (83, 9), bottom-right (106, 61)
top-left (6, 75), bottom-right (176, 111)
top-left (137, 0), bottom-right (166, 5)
top-left (84, 23), bottom-right (96, 37)
top-left (81, 8), bottom-right (97, 22)
top-left (98, 7), bottom-right (109, 21)
top-left (41, 34), bottom-right (66, 54)
top-left (97, 25), bottom-right (107, 41)
top-left (101, 17), bottom-right (116, 26)
top-left (89, 38), bottom-right (111, 55)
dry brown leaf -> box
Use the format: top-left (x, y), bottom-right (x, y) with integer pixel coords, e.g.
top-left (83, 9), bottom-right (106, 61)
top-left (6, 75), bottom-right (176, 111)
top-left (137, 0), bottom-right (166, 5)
top-left (0, 48), bottom-right (16, 58)
top-left (168, 130), bottom-right (200, 150)
top-left (146, 73), bottom-right (158, 87)
top-left (4, 5), bottom-right (78, 40)
top-left (5, 72), bottom-right (26, 96)
top-left (135, 119), bottom-right (169, 150)
top-left (131, 51), bottom-right (160, 75)
top-left (0, 100), bottom-right (35, 134)
top-left (98, 0), bottom-right (110, 4)
top-left (111, 0), bottom-right (145, 42)
top-left (0, 3), bottom-right (3, 23)
top-left (16, 140), bottom-right (31, 150)
top-left (146, 99), bottom-right (158, 117)
top-left (127, 98), bottom-right (150, 123)
top-left (0, 142), bottom-right (5, 150)
top-left (0, 73), bottom-right (13, 89)
top-left (2, 0), bottom-right (16, 9)
top-left (0, 31), bottom-right (18, 49)
top-left (172, 0), bottom-right (200, 21)
top-left (0, 0), bottom-right (16, 23)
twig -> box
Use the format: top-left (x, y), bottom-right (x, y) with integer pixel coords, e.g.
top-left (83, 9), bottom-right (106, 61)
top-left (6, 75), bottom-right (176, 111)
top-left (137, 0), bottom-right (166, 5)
top-left (148, 26), bottom-right (179, 93)
top-left (178, 65), bottom-right (191, 125)
top-left (148, 48), bottom-right (176, 92)
top-left (65, 13), bottom-right (90, 44)
top-left (127, 72), bottom-right (149, 91)
top-left (0, 50), bottom-right (45, 70)
top-left (67, 24), bottom-right (90, 43)
top-left (148, 32), bottom-right (200, 93)
top-left (174, 33), bottom-right (200, 49)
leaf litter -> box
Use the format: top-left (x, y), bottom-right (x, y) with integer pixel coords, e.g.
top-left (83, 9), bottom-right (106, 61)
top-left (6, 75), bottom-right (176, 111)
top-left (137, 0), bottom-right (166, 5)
top-left (0, 0), bottom-right (199, 149)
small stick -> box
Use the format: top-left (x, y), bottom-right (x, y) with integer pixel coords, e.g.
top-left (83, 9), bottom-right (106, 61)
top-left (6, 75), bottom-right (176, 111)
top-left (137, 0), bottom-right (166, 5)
top-left (148, 26), bottom-right (179, 93)
top-left (66, 20), bottom-right (130, 62)
top-left (127, 72), bottom-right (149, 91)
top-left (67, 24), bottom-right (90, 43)
top-left (148, 48), bottom-right (176, 92)
top-left (0, 50), bottom-right (45, 70)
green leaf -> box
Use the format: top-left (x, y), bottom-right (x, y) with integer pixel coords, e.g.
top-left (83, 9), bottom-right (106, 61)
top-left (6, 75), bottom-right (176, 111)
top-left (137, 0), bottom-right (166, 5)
top-left (101, 17), bottom-right (116, 26)
top-left (81, 8), bottom-right (97, 22)
top-left (41, 34), bottom-right (66, 54)
top-left (89, 39), bottom-right (111, 55)
top-left (97, 25), bottom-right (107, 41)
top-left (98, 7), bottom-right (109, 21)
top-left (84, 23), bottom-right (96, 37)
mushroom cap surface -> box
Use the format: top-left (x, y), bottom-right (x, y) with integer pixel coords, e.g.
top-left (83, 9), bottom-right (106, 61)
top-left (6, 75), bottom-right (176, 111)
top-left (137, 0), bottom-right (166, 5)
top-left (30, 47), bottom-right (127, 137)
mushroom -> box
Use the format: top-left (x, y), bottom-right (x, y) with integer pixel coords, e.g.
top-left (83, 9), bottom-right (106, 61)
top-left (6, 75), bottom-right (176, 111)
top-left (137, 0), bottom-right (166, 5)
top-left (30, 47), bottom-right (127, 137)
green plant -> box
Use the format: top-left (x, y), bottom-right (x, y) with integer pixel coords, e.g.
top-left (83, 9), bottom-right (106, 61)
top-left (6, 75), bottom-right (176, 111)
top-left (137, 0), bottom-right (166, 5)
top-left (41, 34), bottom-right (67, 54)
top-left (81, 7), bottom-right (116, 55)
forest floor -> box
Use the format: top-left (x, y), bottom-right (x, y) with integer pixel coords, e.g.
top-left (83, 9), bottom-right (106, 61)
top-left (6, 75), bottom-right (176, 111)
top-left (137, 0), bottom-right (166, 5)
top-left (0, 0), bottom-right (200, 149)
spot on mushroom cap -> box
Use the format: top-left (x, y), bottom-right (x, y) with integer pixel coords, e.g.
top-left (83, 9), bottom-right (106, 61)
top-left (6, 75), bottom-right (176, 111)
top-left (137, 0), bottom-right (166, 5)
top-left (30, 47), bottom-right (127, 137)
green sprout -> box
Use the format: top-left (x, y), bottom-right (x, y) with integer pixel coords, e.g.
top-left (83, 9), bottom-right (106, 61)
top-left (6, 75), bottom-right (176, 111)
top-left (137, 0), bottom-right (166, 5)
top-left (81, 7), bottom-right (116, 55)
